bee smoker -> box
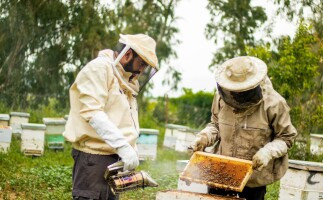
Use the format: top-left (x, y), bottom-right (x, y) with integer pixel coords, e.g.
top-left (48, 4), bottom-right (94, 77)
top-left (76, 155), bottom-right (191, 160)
top-left (104, 161), bottom-right (158, 194)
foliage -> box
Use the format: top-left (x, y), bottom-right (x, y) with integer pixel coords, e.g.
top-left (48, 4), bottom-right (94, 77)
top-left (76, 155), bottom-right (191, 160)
top-left (205, 0), bottom-right (267, 68)
top-left (152, 89), bottom-right (214, 129)
top-left (0, 0), bottom-right (181, 109)
top-left (0, 99), bottom-right (68, 124)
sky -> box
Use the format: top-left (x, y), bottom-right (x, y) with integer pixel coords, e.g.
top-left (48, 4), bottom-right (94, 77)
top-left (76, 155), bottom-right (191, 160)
top-left (150, 0), bottom-right (299, 97)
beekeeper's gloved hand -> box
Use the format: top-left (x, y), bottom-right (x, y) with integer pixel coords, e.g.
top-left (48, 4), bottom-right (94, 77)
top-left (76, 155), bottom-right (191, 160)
top-left (252, 140), bottom-right (288, 170)
top-left (188, 135), bottom-right (208, 154)
top-left (89, 111), bottom-right (139, 171)
top-left (117, 143), bottom-right (139, 171)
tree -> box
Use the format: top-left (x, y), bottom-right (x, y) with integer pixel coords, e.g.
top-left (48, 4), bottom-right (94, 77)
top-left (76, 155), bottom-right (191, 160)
top-left (273, 0), bottom-right (322, 37)
top-left (152, 88), bottom-right (214, 128)
top-left (0, 0), bottom-right (181, 109)
top-left (106, 0), bottom-right (181, 101)
top-left (205, 0), bottom-right (267, 69)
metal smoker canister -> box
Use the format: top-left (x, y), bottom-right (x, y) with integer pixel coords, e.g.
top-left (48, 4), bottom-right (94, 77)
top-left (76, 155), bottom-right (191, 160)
top-left (104, 161), bottom-right (158, 194)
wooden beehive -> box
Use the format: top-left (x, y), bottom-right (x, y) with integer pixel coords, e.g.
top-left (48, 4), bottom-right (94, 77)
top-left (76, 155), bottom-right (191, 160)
top-left (0, 114), bottom-right (10, 126)
top-left (0, 125), bottom-right (12, 153)
top-left (43, 118), bottom-right (66, 150)
top-left (10, 112), bottom-right (30, 135)
top-left (163, 124), bottom-right (189, 150)
top-left (21, 123), bottom-right (46, 156)
top-left (137, 128), bottom-right (159, 160)
top-left (180, 152), bottom-right (253, 192)
top-left (279, 159), bottom-right (323, 200)
top-left (156, 190), bottom-right (245, 200)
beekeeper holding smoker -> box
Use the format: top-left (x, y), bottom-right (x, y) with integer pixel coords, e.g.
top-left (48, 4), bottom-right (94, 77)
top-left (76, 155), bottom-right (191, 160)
top-left (190, 56), bottom-right (297, 200)
top-left (64, 34), bottom-right (159, 200)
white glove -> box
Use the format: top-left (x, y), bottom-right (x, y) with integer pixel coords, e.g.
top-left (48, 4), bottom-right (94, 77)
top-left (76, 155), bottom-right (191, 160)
top-left (117, 143), bottom-right (139, 171)
top-left (252, 140), bottom-right (288, 170)
top-left (189, 135), bottom-right (207, 153)
top-left (89, 111), bottom-right (139, 170)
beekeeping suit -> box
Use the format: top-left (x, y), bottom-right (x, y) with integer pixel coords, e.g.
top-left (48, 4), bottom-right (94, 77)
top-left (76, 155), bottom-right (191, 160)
top-left (190, 56), bottom-right (297, 188)
top-left (64, 34), bottom-right (159, 200)
top-left (65, 34), bottom-right (158, 171)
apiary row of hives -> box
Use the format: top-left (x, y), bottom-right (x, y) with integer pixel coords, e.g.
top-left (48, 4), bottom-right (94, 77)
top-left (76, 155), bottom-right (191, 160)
top-left (0, 112), bottom-right (68, 155)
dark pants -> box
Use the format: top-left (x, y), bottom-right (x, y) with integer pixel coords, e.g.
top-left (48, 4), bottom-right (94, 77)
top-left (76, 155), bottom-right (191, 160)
top-left (72, 148), bottom-right (120, 200)
top-left (208, 186), bottom-right (266, 200)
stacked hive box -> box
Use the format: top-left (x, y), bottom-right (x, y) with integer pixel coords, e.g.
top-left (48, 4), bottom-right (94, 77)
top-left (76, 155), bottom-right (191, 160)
top-left (137, 128), bottom-right (159, 160)
top-left (21, 123), bottom-right (46, 156)
top-left (10, 112), bottom-right (30, 135)
top-left (175, 127), bottom-right (198, 152)
top-left (163, 124), bottom-right (189, 150)
top-left (310, 134), bottom-right (323, 155)
top-left (0, 114), bottom-right (10, 126)
top-left (0, 126), bottom-right (12, 153)
top-left (43, 118), bottom-right (66, 150)
top-left (279, 159), bottom-right (323, 200)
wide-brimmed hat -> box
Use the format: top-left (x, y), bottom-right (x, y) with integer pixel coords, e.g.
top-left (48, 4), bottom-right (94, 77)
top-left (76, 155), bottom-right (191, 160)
top-left (215, 56), bottom-right (267, 92)
top-left (119, 34), bottom-right (159, 69)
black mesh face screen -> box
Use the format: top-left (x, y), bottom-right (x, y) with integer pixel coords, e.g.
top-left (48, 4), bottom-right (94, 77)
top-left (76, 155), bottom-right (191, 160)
top-left (230, 85), bottom-right (262, 104)
top-left (217, 84), bottom-right (263, 109)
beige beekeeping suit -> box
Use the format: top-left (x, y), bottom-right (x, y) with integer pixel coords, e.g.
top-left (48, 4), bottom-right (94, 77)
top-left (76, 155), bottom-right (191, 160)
top-left (194, 57), bottom-right (297, 187)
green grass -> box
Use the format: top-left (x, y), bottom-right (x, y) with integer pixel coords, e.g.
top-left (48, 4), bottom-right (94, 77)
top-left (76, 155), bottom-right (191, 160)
top-left (1, 137), bottom-right (283, 200)
top-left (0, 137), bottom-right (73, 200)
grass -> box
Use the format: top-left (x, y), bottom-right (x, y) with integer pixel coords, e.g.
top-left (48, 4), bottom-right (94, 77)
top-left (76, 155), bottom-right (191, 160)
top-left (1, 137), bottom-right (284, 200)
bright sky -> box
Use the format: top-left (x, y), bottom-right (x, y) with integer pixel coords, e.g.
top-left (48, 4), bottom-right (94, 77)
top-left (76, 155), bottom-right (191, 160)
top-left (150, 0), bottom-right (299, 97)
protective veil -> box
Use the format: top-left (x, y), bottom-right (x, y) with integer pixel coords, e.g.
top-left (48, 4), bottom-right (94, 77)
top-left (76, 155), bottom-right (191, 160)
top-left (217, 84), bottom-right (263, 110)
top-left (112, 34), bottom-right (159, 95)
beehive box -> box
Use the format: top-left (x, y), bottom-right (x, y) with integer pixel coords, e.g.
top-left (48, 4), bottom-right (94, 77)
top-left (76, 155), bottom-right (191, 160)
top-left (21, 123), bottom-right (46, 156)
top-left (310, 134), bottom-right (323, 155)
top-left (0, 114), bottom-right (10, 126)
top-left (164, 124), bottom-right (189, 149)
top-left (0, 126), bottom-right (12, 153)
top-left (43, 118), bottom-right (66, 150)
top-left (175, 128), bottom-right (198, 153)
top-left (279, 159), bottom-right (323, 200)
top-left (10, 112), bottom-right (30, 135)
top-left (156, 190), bottom-right (245, 200)
top-left (137, 128), bottom-right (159, 160)
top-left (180, 152), bottom-right (253, 192)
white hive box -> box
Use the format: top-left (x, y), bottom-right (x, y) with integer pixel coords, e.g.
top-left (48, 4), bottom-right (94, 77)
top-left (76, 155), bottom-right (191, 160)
top-left (279, 159), bottom-right (323, 200)
top-left (137, 128), bottom-right (159, 160)
top-left (9, 112), bottom-right (30, 135)
top-left (156, 190), bottom-right (244, 200)
top-left (21, 123), bottom-right (46, 156)
top-left (0, 126), bottom-right (12, 153)
top-left (0, 114), bottom-right (10, 126)
top-left (43, 118), bottom-right (66, 150)
top-left (175, 127), bottom-right (198, 153)
top-left (310, 134), bottom-right (323, 155)
top-left (163, 124), bottom-right (189, 149)
top-left (43, 118), bottom-right (66, 134)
